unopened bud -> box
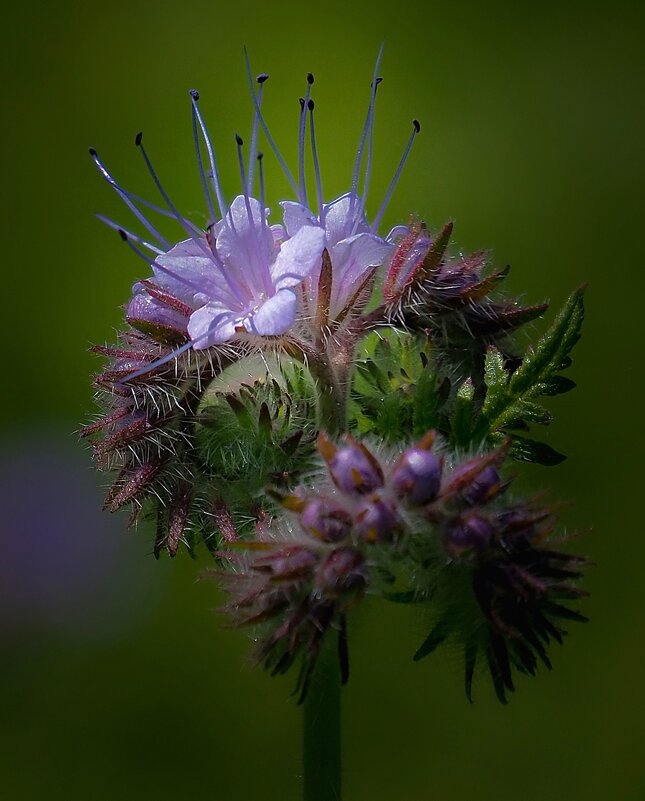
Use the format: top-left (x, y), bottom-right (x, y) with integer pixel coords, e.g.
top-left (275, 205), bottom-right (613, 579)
top-left (301, 498), bottom-right (353, 543)
top-left (354, 495), bottom-right (401, 543)
top-left (391, 447), bottom-right (441, 505)
top-left (446, 513), bottom-right (493, 553)
top-left (319, 434), bottom-right (384, 495)
top-left (315, 547), bottom-right (366, 595)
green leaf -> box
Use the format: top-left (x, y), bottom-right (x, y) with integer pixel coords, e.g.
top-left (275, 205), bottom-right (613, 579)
top-left (476, 287), bottom-right (585, 446)
top-left (510, 436), bottom-right (567, 465)
top-left (451, 378), bottom-right (476, 446)
top-left (538, 376), bottom-right (577, 396)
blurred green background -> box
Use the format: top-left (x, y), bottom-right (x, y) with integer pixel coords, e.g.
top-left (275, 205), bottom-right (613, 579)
top-left (1, 0), bottom-right (643, 799)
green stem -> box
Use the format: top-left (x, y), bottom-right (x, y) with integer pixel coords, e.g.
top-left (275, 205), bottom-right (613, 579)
top-left (303, 638), bottom-right (342, 801)
top-left (305, 358), bottom-right (347, 437)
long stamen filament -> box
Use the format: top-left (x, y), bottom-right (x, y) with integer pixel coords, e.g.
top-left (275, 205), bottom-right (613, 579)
top-left (190, 96), bottom-right (217, 224)
top-left (372, 120), bottom-right (421, 233)
top-left (258, 152), bottom-right (267, 229)
top-left (136, 132), bottom-right (210, 255)
top-left (349, 44), bottom-right (384, 220)
top-left (247, 81), bottom-right (265, 194)
top-left (89, 148), bottom-right (171, 249)
top-left (243, 48), bottom-right (300, 196)
top-left (97, 215), bottom-right (164, 254)
top-left (298, 73), bottom-right (314, 207)
top-left (353, 77), bottom-right (383, 235)
top-left (190, 90), bottom-right (228, 220)
top-left (308, 100), bottom-right (324, 221)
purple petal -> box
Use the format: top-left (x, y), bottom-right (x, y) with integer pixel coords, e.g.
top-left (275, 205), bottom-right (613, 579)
top-left (271, 225), bottom-right (326, 291)
top-left (280, 201), bottom-right (317, 237)
top-left (154, 238), bottom-right (236, 307)
top-left (187, 302), bottom-right (240, 347)
top-left (216, 195), bottom-right (275, 281)
top-left (245, 289), bottom-right (297, 336)
top-left (330, 233), bottom-right (393, 310)
top-left (323, 193), bottom-right (369, 246)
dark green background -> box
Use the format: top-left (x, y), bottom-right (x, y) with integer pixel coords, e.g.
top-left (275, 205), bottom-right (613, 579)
top-left (2, 1), bottom-right (643, 799)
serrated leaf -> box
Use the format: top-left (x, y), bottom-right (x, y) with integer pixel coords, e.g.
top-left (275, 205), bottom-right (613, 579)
top-left (484, 346), bottom-right (508, 389)
top-left (538, 376), bottom-right (577, 396)
top-left (510, 436), bottom-right (567, 465)
top-left (475, 287), bottom-right (585, 445)
top-left (451, 378), bottom-right (476, 446)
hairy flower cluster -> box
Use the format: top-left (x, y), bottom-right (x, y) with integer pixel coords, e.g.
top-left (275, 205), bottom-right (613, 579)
top-left (87, 52), bottom-right (587, 706)
top-left (221, 432), bottom-right (587, 701)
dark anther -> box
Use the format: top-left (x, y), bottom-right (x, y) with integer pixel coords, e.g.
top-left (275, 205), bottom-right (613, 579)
top-left (307, 99), bottom-right (315, 111)
top-left (88, 147), bottom-right (97, 156)
top-left (413, 119), bottom-right (421, 133)
top-left (307, 72), bottom-right (314, 85)
top-left (189, 89), bottom-right (200, 100)
top-left (135, 131), bottom-right (143, 147)
top-left (118, 229), bottom-right (128, 241)
top-left (256, 73), bottom-right (269, 84)
top-left (235, 133), bottom-right (244, 146)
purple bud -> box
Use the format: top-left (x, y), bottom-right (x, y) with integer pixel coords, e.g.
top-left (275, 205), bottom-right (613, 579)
top-left (127, 290), bottom-right (189, 333)
top-left (318, 433), bottom-right (384, 495)
top-left (327, 445), bottom-right (383, 495)
top-left (315, 547), bottom-right (366, 595)
top-left (300, 498), bottom-right (353, 543)
top-left (391, 447), bottom-right (442, 505)
top-left (460, 466), bottom-right (501, 506)
top-left (354, 495), bottom-right (401, 543)
top-left (446, 513), bottom-right (494, 553)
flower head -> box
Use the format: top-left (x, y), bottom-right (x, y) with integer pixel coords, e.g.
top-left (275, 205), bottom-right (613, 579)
top-left (90, 50), bottom-right (420, 383)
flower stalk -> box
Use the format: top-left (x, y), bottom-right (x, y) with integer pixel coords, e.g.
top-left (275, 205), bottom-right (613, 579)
top-left (303, 638), bottom-right (342, 801)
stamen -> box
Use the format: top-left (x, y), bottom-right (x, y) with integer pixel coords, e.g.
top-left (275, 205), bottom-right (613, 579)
top-left (97, 214), bottom-right (164, 255)
top-left (189, 91), bottom-right (217, 224)
top-left (257, 152), bottom-right (267, 228)
top-left (243, 48), bottom-right (300, 197)
top-left (190, 90), bottom-right (228, 220)
top-left (372, 119), bottom-right (421, 233)
top-left (135, 132), bottom-right (209, 254)
top-left (298, 72), bottom-right (314, 207)
top-left (89, 147), bottom-right (171, 249)
top-left (246, 78), bottom-right (266, 194)
top-left (308, 99), bottom-right (324, 220)
top-left (236, 134), bottom-right (273, 296)
top-left (353, 76), bottom-right (383, 234)
top-left (349, 44), bottom-right (384, 218)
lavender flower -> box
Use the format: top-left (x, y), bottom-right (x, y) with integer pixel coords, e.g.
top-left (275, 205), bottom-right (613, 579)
top-left (90, 50), bottom-right (421, 384)
top-left (280, 192), bottom-right (405, 322)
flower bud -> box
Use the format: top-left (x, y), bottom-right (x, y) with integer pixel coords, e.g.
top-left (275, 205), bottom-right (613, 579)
top-left (318, 433), bottom-right (383, 495)
top-left (300, 498), bottom-right (353, 543)
top-left (315, 547), bottom-right (366, 595)
top-left (354, 495), bottom-right (401, 543)
top-left (460, 465), bottom-right (501, 506)
top-left (446, 512), bottom-right (493, 553)
top-left (391, 447), bottom-right (441, 505)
